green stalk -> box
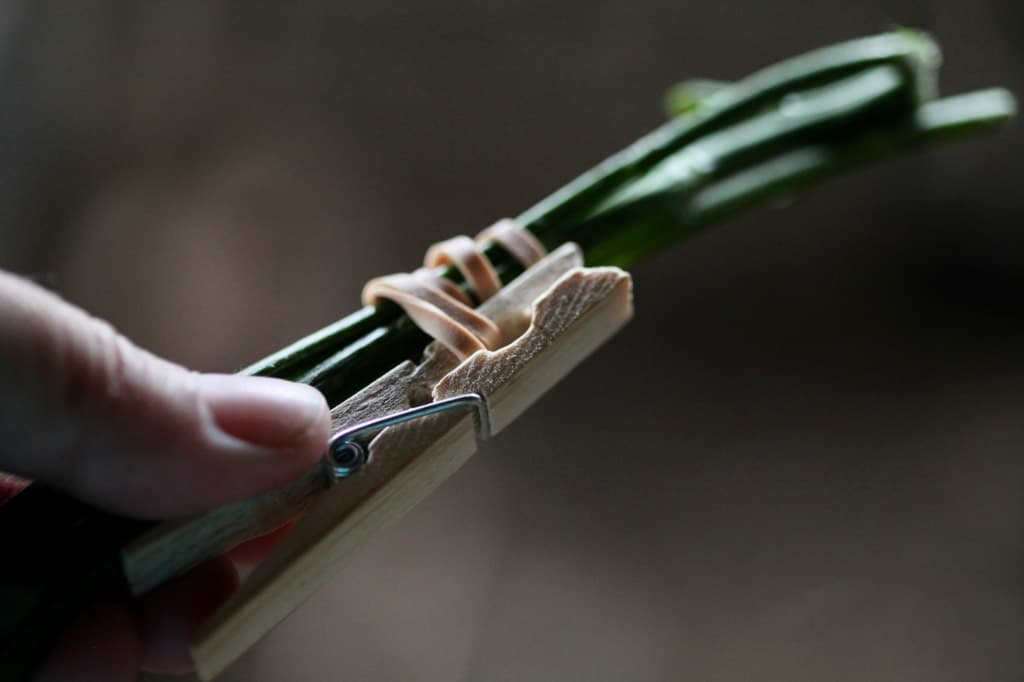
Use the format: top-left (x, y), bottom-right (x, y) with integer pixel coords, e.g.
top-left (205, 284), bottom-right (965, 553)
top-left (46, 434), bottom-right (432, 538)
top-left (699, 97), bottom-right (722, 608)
top-left (242, 31), bottom-right (939, 381)
top-left (240, 31), bottom-right (1014, 408)
top-left (683, 89), bottom-right (1017, 230)
top-left (519, 30), bottom-right (939, 239)
top-left (584, 89), bottom-right (1016, 267)
top-left (562, 65), bottom-right (911, 250)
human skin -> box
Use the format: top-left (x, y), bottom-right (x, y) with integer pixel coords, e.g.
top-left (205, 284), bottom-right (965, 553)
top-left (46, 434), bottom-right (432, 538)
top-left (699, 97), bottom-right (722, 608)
top-left (0, 270), bottom-right (331, 680)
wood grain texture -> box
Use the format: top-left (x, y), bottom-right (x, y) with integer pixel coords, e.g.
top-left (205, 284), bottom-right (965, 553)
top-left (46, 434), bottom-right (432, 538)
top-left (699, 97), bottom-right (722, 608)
top-left (434, 266), bottom-right (633, 434)
top-left (190, 244), bottom-right (633, 679)
top-left (122, 361), bottom-right (418, 596)
top-left (124, 245), bottom-right (584, 596)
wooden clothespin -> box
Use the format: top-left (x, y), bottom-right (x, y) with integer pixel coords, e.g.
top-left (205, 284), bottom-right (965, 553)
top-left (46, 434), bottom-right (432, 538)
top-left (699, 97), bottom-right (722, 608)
top-left (120, 242), bottom-right (632, 679)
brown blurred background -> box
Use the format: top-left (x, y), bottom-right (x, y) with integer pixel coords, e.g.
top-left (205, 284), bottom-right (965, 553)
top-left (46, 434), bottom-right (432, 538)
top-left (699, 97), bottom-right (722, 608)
top-left (3, 1), bottom-right (1023, 679)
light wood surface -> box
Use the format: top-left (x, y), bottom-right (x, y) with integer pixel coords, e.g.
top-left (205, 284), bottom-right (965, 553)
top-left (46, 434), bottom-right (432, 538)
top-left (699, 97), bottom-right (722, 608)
top-left (122, 244), bottom-right (585, 594)
top-left (190, 244), bottom-right (633, 679)
top-left (121, 361), bottom-right (418, 596)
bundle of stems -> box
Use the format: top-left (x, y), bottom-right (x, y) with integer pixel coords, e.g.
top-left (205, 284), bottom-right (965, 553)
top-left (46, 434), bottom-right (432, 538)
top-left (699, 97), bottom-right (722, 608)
top-left (244, 31), bottom-right (1015, 406)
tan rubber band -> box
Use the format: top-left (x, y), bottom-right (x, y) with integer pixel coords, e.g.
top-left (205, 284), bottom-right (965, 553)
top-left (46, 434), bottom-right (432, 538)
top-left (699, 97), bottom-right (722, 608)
top-left (361, 219), bottom-right (547, 360)
top-left (411, 267), bottom-right (471, 306)
top-left (476, 219), bottom-right (547, 269)
top-left (424, 235), bottom-right (502, 303)
top-left (362, 273), bottom-right (502, 360)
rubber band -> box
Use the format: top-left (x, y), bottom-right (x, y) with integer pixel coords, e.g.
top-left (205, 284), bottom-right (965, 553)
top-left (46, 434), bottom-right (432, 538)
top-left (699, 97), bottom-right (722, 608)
top-left (362, 219), bottom-right (547, 360)
top-left (425, 236), bottom-right (502, 303)
top-left (411, 267), bottom-right (471, 306)
top-left (362, 274), bottom-right (502, 359)
top-left (476, 218), bottom-right (547, 269)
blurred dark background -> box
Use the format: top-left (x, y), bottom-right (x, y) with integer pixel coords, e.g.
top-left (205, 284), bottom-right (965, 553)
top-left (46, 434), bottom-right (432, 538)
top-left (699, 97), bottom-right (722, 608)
top-left (3, 1), bottom-right (1023, 679)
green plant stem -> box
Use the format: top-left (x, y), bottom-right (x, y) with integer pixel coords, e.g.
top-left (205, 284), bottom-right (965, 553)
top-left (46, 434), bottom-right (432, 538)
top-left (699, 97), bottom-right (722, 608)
top-left (684, 89), bottom-right (1017, 230)
top-left (519, 30), bottom-right (938, 240)
top-left (240, 32), bottom-right (1014, 409)
top-left (585, 88), bottom-right (1016, 267)
top-left (295, 88), bottom-right (1013, 406)
top-left (242, 31), bottom-right (939, 382)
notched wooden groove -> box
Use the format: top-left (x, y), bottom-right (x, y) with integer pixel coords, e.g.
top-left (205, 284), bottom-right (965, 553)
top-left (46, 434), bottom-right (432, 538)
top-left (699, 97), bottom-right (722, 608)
top-left (188, 242), bottom-right (633, 680)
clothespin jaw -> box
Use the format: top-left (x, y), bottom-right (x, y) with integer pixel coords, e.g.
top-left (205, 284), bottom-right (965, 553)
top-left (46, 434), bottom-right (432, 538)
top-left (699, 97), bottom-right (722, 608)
top-left (184, 243), bottom-right (632, 679)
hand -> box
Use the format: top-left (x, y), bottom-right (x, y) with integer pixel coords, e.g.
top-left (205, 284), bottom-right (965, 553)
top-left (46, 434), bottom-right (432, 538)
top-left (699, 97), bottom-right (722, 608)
top-left (0, 271), bottom-right (331, 680)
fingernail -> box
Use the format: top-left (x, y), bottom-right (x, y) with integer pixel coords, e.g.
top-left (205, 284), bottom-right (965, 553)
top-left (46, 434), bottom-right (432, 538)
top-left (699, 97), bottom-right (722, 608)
top-left (197, 374), bottom-right (328, 449)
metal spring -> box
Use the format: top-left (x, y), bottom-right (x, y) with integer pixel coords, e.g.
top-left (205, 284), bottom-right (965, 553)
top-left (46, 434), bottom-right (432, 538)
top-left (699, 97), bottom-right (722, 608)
top-left (325, 393), bottom-right (491, 481)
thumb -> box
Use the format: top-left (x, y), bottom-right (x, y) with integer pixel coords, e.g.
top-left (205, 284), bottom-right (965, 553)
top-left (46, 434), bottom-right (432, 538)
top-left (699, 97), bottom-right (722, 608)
top-left (0, 271), bottom-right (330, 517)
